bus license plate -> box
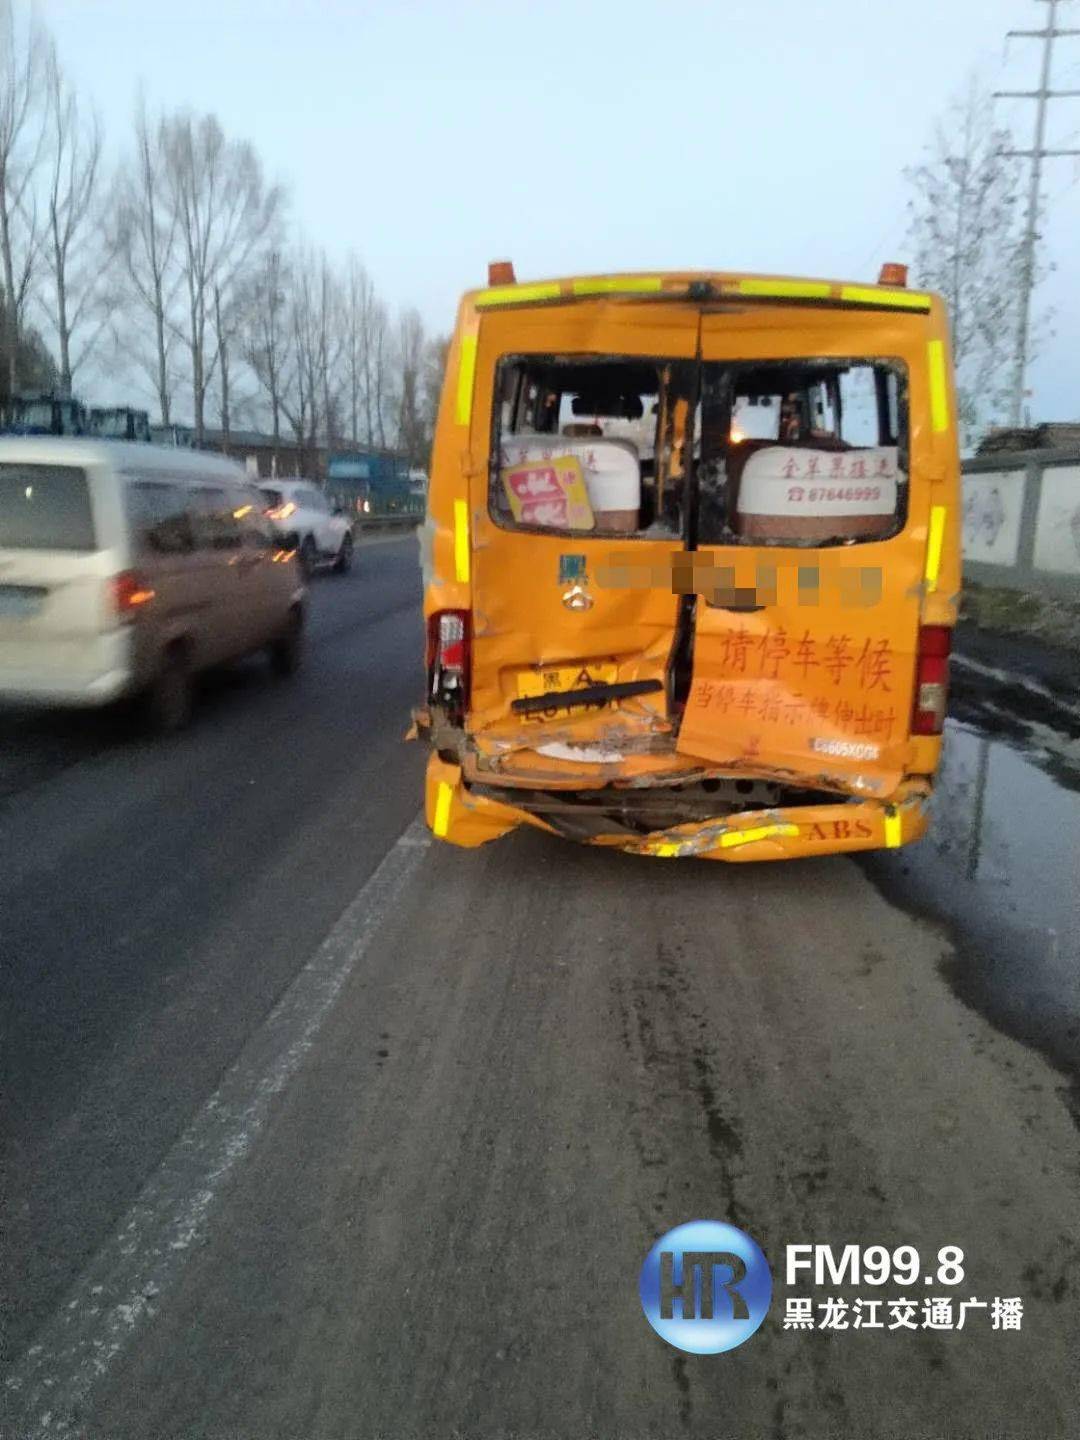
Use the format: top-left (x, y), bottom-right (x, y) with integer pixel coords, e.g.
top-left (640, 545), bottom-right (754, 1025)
top-left (516, 662), bottom-right (618, 701)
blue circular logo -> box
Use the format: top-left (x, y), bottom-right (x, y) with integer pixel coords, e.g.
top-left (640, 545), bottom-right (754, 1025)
top-left (639, 1220), bottom-right (772, 1353)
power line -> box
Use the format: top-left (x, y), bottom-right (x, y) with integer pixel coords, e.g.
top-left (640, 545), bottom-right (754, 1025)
top-left (994, 0), bottom-right (1080, 424)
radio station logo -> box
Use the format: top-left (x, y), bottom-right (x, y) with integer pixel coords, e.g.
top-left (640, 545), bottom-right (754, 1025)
top-left (639, 1220), bottom-right (772, 1354)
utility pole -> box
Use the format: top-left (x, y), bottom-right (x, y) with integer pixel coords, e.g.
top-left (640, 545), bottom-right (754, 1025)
top-left (995, 0), bottom-right (1080, 425)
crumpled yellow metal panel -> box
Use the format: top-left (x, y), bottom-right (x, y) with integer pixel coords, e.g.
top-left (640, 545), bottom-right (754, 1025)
top-left (420, 275), bottom-right (960, 859)
top-left (426, 753), bottom-right (930, 861)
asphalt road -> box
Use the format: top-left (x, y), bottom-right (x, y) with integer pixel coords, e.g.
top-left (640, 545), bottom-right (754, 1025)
top-left (3, 535), bottom-right (1078, 1440)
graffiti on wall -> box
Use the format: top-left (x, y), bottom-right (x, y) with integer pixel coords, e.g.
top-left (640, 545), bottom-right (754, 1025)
top-left (962, 472), bottom-right (1024, 566)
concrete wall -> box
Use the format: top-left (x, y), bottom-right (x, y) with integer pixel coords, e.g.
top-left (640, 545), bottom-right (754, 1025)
top-left (962, 450), bottom-right (1080, 600)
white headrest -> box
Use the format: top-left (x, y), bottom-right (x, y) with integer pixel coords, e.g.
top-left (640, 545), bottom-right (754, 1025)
top-left (737, 446), bottom-right (899, 517)
top-left (501, 435), bottom-right (640, 510)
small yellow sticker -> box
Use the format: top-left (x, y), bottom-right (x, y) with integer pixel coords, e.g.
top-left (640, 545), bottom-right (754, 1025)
top-left (927, 339), bottom-right (949, 433)
top-left (924, 505), bottom-right (946, 592)
top-left (840, 285), bottom-right (932, 311)
top-left (455, 333), bottom-right (477, 427)
top-left (453, 499), bottom-right (470, 584)
top-left (737, 279), bottom-right (831, 300)
top-left (432, 781), bottom-right (453, 838)
top-left (571, 276), bottom-right (664, 296)
top-left (474, 281), bottom-right (562, 308)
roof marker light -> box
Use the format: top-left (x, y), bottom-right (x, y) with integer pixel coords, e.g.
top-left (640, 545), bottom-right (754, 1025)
top-left (878, 262), bottom-right (909, 287)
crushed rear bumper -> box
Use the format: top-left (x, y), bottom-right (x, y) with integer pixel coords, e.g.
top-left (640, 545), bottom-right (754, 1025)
top-left (424, 755), bottom-right (930, 862)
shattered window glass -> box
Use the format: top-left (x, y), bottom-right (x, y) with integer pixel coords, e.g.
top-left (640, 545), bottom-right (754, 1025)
top-left (491, 356), bottom-right (907, 548)
top-left (697, 359), bottom-right (908, 547)
top-left (490, 357), bottom-right (692, 539)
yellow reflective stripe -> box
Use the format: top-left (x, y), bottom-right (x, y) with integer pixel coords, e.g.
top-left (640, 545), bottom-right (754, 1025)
top-left (925, 505), bottom-right (946, 592)
top-left (571, 275), bottom-right (663, 296)
top-left (474, 281), bottom-right (562, 308)
top-left (927, 338), bottom-right (949, 432)
top-left (884, 811), bottom-right (903, 849)
top-left (432, 781), bottom-right (453, 838)
top-left (840, 285), bottom-right (931, 311)
top-left (652, 841), bottom-right (681, 857)
top-left (455, 333), bottom-right (477, 427)
top-left (719, 823), bottom-right (799, 849)
top-left (737, 278), bottom-right (831, 300)
top-left (453, 498), bottom-right (470, 584)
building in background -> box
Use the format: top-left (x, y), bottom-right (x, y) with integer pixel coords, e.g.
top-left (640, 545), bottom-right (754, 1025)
top-left (199, 428), bottom-right (313, 478)
top-left (327, 448), bottom-right (421, 517)
top-left (159, 427), bottom-right (421, 515)
top-left (150, 423), bottom-right (195, 448)
top-left (977, 422), bottom-right (1080, 457)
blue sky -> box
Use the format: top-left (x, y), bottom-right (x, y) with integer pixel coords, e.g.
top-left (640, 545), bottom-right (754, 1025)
top-left (35, 0), bottom-right (1080, 422)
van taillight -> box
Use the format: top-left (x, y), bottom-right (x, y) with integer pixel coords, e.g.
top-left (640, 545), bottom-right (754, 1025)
top-left (912, 625), bottom-right (951, 735)
top-left (427, 609), bottom-right (471, 714)
top-left (110, 570), bottom-right (155, 621)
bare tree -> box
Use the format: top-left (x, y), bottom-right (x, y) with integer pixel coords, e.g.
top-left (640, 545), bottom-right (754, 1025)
top-left (370, 296), bottom-right (392, 448)
top-left (214, 279), bottom-right (262, 446)
top-left (342, 255), bottom-right (377, 443)
top-left (212, 281), bottom-right (234, 446)
top-left (110, 100), bottom-right (181, 424)
top-left (342, 264), bottom-right (394, 447)
top-left (241, 246), bottom-right (292, 465)
top-left (162, 112), bottom-right (284, 443)
top-left (279, 255), bottom-right (320, 473)
top-left (39, 50), bottom-right (107, 396)
top-left (421, 332), bottom-right (449, 460)
top-left (396, 306), bottom-right (426, 466)
top-left (905, 77), bottom-right (1030, 444)
top-left (0, 0), bottom-right (48, 398)
top-left (316, 253), bottom-right (344, 449)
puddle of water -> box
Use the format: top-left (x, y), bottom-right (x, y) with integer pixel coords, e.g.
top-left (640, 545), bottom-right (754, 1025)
top-left (931, 723), bottom-right (1080, 951)
top-left (862, 721), bottom-right (1080, 1108)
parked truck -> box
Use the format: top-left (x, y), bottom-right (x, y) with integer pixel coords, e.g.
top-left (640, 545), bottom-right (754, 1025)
top-left (1, 394), bottom-right (87, 437)
top-left (1, 396), bottom-right (151, 444)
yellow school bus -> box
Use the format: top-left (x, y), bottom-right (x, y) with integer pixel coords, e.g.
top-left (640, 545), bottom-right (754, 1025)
top-left (415, 264), bottom-right (960, 861)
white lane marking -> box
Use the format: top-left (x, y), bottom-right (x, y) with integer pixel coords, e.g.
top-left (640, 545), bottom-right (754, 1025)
top-left (5, 817), bottom-right (431, 1437)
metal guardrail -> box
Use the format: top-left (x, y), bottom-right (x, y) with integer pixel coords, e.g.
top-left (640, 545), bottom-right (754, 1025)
top-left (355, 514), bottom-right (421, 534)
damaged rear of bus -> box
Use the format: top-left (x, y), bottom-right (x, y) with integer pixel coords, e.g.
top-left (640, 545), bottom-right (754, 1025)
top-left (415, 265), bottom-right (960, 861)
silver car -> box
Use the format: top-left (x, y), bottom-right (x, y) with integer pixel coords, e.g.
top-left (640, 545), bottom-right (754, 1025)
top-left (259, 478), bottom-right (355, 576)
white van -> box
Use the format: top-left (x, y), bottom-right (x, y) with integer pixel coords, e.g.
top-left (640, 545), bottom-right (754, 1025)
top-left (0, 438), bottom-right (305, 730)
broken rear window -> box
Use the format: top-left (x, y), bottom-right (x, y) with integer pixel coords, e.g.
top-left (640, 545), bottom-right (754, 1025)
top-left (491, 356), bottom-right (693, 539)
top-left (698, 359), bottom-right (908, 546)
top-left (489, 355), bottom-right (907, 547)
